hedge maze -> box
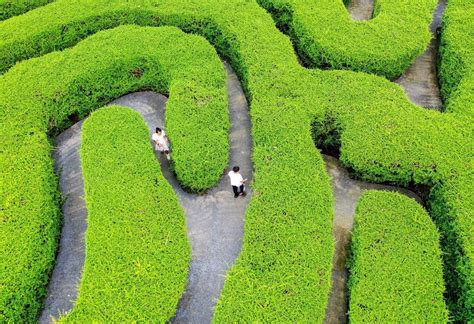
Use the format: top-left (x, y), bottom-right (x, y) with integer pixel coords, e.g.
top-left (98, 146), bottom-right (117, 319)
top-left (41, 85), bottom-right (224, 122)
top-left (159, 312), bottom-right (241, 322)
top-left (0, 0), bottom-right (472, 322)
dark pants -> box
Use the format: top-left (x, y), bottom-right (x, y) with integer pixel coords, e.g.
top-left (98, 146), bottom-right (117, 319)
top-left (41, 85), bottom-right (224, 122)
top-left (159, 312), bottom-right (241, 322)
top-left (232, 185), bottom-right (244, 197)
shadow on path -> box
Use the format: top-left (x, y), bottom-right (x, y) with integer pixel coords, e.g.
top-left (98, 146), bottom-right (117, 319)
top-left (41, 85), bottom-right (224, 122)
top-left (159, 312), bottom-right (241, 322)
top-left (40, 62), bottom-right (252, 323)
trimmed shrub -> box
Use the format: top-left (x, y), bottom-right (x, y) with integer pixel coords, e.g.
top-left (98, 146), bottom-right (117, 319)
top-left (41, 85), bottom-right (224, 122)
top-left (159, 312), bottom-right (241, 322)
top-left (308, 68), bottom-right (473, 322)
top-left (429, 174), bottom-right (474, 323)
top-left (439, 0), bottom-right (474, 118)
top-left (257, 0), bottom-right (438, 79)
top-left (0, 134), bottom-right (60, 323)
top-left (348, 191), bottom-right (448, 322)
top-left (213, 119), bottom-right (334, 321)
top-left (0, 25), bottom-right (227, 322)
top-left (62, 106), bottom-right (190, 321)
top-left (0, 0), bottom-right (472, 321)
top-left (0, 0), bottom-right (53, 21)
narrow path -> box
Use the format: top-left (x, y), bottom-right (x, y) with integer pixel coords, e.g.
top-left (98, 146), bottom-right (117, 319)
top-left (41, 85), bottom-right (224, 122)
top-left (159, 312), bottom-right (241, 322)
top-left (347, 0), bottom-right (374, 21)
top-left (322, 155), bottom-right (422, 324)
top-left (395, 0), bottom-right (447, 110)
top-left (40, 62), bottom-right (252, 323)
top-left (112, 63), bottom-right (252, 323)
top-left (39, 122), bottom-right (87, 323)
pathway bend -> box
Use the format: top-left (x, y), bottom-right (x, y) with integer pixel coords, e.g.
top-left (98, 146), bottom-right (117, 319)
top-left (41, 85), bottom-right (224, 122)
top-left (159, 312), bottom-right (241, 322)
top-left (395, 0), bottom-right (447, 110)
top-left (344, 0), bottom-right (446, 110)
top-left (40, 62), bottom-right (252, 323)
top-left (39, 121), bottom-right (87, 324)
top-left (322, 155), bottom-right (423, 324)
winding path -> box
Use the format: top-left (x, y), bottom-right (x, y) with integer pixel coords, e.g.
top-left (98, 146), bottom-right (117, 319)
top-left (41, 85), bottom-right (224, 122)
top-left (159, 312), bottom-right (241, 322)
top-left (41, 1), bottom-right (447, 321)
top-left (322, 156), bottom-right (422, 324)
top-left (395, 0), bottom-right (447, 110)
top-left (323, 1), bottom-right (447, 323)
top-left (40, 62), bottom-right (252, 323)
top-left (39, 121), bottom-right (87, 323)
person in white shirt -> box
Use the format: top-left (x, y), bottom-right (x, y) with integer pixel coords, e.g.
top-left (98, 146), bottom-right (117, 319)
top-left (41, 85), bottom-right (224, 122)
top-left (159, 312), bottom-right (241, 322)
top-left (152, 127), bottom-right (170, 160)
top-left (228, 166), bottom-right (247, 198)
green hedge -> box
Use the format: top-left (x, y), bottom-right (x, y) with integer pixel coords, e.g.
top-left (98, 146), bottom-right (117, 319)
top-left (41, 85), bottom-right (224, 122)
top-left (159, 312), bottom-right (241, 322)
top-left (0, 0), bottom-right (53, 21)
top-left (348, 191), bottom-right (448, 322)
top-left (0, 0), bottom-right (472, 321)
top-left (62, 106), bottom-right (190, 321)
top-left (0, 134), bottom-right (60, 322)
top-left (1, 2), bottom-right (336, 321)
top-left (308, 68), bottom-right (473, 321)
top-left (0, 25), bottom-right (227, 322)
top-left (257, 0), bottom-right (438, 79)
top-left (437, 4), bottom-right (474, 319)
top-left (439, 0), bottom-right (474, 118)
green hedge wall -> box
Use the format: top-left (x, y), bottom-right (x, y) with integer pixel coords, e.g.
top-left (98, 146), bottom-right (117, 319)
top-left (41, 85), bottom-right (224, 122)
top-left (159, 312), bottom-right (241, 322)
top-left (0, 25), bottom-right (227, 322)
top-left (1, 3), bottom-right (336, 321)
top-left (439, 0), bottom-right (474, 118)
top-left (62, 106), bottom-right (190, 321)
top-left (0, 134), bottom-right (60, 322)
top-left (0, 0), bottom-right (472, 321)
top-left (0, 0), bottom-right (53, 21)
top-left (429, 175), bottom-right (474, 322)
top-left (348, 191), bottom-right (448, 322)
top-left (309, 68), bottom-right (473, 321)
top-left (257, 0), bottom-right (438, 79)
top-left (433, 1), bottom-right (474, 320)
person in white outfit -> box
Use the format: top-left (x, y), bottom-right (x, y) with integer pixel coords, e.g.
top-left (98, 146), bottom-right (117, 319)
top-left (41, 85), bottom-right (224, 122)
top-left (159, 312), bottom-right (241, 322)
top-left (228, 166), bottom-right (247, 198)
top-left (152, 127), bottom-right (170, 160)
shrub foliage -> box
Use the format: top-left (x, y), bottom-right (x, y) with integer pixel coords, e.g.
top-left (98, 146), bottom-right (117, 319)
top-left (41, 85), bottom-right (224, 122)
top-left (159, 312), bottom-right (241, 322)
top-left (439, 0), bottom-right (474, 118)
top-left (0, 25), bottom-right (227, 322)
top-left (257, 0), bottom-right (438, 79)
top-left (0, 0), bottom-right (53, 21)
top-left (62, 106), bottom-right (190, 321)
top-left (0, 0), bottom-right (472, 322)
top-left (348, 191), bottom-right (448, 322)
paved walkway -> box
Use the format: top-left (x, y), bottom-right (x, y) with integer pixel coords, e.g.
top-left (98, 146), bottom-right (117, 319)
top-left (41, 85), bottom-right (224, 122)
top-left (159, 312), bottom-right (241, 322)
top-left (39, 121), bottom-right (87, 323)
top-left (395, 0), bottom-right (447, 110)
top-left (322, 156), bottom-right (422, 324)
top-left (347, 0), bottom-right (374, 21)
top-left (40, 62), bottom-right (252, 323)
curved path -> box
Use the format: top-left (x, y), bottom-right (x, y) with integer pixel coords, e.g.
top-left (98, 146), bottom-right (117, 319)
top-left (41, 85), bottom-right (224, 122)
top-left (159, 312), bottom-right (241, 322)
top-left (395, 0), bottom-right (446, 110)
top-left (39, 121), bottom-right (87, 323)
top-left (322, 155), bottom-right (422, 324)
top-left (40, 62), bottom-right (252, 323)
top-left (323, 1), bottom-right (447, 323)
top-left (348, 0), bottom-right (446, 110)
